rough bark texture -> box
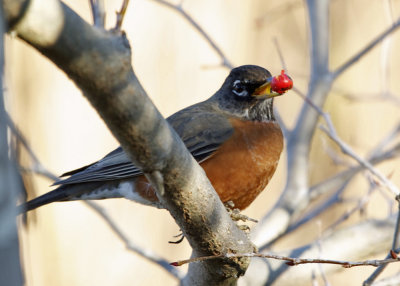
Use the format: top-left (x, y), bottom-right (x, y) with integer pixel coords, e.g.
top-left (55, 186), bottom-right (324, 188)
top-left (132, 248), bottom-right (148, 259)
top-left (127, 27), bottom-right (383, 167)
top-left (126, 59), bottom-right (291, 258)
top-left (3, 0), bottom-right (254, 284)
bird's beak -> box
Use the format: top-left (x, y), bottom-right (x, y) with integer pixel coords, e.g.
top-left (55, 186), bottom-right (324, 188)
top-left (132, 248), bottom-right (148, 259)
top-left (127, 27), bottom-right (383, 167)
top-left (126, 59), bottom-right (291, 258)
top-left (252, 78), bottom-right (282, 99)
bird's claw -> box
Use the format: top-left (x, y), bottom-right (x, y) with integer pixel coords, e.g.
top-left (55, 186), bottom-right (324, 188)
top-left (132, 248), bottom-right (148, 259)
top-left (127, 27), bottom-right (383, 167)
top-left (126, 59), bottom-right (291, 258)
top-left (224, 201), bottom-right (258, 233)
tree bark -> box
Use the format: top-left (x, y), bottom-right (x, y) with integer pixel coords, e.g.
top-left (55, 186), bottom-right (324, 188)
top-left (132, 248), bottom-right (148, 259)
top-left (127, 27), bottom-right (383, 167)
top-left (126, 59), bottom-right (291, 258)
top-left (3, 0), bottom-right (254, 284)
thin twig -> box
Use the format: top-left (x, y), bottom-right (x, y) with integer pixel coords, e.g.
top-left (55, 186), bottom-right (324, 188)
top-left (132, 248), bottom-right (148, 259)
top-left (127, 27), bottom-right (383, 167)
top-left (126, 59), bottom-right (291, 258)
top-left (273, 37), bottom-right (288, 72)
top-left (316, 222), bottom-right (332, 286)
top-left (115, 0), bottom-right (130, 30)
top-left (89, 0), bottom-right (105, 28)
top-left (255, 1), bottom-right (303, 28)
top-left (171, 252), bottom-right (400, 268)
top-left (85, 201), bottom-right (184, 280)
top-left (320, 125), bottom-right (400, 196)
top-left (380, 0), bottom-right (394, 96)
top-left (333, 17), bottom-right (400, 79)
top-left (325, 186), bottom-right (375, 234)
top-left (364, 198), bottom-right (400, 285)
top-left (295, 85), bottom-right (400, 196)
top-left (309, 141), bottom-right (400, 201)
top-left (5, 112), bottom-right (58, 181)
top-left (292, 87), bottom-right (336, 133)
top-left (259, 179), bottom-right (350, 251)
top-left (151, 0), bottom-right (233, 69)
top-left (369, 272), bottom-right (400, 286)
top-left (7, 114), bottom-right (182, 279)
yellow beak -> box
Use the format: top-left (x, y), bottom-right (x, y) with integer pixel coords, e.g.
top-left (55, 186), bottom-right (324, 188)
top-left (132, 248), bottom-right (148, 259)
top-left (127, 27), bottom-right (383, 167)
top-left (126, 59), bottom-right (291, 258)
top-left (252, 79), bottom-right (282, 99)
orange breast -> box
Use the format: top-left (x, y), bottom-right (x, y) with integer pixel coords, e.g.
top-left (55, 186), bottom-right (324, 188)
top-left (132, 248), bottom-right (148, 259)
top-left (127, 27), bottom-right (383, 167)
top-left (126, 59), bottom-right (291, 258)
top-left (133, 118), bottom-right (283, 210)
top-left (200, 118), bottom-right (283, 210)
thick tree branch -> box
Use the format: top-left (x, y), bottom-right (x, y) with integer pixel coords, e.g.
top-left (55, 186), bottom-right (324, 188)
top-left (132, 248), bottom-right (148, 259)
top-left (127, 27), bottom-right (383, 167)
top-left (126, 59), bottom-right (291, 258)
top-left (4, 0), bottom-right (254, 284)
top-left (7, 110), bottom-right (181, 278)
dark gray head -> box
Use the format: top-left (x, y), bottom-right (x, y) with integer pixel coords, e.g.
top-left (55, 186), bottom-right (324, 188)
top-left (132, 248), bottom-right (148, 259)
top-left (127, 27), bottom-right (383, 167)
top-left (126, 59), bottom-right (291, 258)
top-left (212, 65), bottom-right (283, 122)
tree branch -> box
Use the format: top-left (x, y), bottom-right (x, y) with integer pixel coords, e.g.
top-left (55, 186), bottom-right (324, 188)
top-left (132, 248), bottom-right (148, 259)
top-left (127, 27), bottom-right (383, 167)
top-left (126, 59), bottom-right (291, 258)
top-left (4, 0), bottom-right (254, 283)
top-left (247, 218), bottom-right (396, 286)
top-left (172, 251), bottom-right (400, 269)
top-left (0, 3), bottom-right (23, 282)
top-left (7, 110), bottom-right (183, 278)
top-left (89, 0), bottom-right (105, 28)
top-left (151, 0), bottom-right (233, 69)
top-left (115, 0), bottom-right (129, 30)
top-left (333, 16), bottom-right (400, 80)
top-left (252, 0), bottom-right (333, 246)
top-left (85, 201), bottom-right (184, 280)
top-left (320, 125), bottom-right (400, 196)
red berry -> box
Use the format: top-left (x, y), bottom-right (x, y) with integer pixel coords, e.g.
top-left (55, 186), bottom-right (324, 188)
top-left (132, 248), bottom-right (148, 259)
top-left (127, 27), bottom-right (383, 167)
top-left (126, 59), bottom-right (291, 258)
top-left (271, 70), bottom-right (293, 94)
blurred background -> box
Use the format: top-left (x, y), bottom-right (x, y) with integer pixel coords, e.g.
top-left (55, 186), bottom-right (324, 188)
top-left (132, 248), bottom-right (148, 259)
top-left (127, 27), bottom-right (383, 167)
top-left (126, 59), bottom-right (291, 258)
top-left (5, 0), bottom-right (400, 285)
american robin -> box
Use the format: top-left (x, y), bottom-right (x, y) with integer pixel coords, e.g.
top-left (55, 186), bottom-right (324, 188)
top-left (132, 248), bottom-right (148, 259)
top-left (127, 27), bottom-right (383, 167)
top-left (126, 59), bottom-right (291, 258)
top-left (19, 65), bottom-right (292, 213)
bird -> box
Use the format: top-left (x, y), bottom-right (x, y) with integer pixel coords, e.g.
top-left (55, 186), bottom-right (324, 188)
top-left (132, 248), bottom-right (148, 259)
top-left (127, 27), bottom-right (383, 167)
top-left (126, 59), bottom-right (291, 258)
top-left (18, 65), bottom-right (292, 214)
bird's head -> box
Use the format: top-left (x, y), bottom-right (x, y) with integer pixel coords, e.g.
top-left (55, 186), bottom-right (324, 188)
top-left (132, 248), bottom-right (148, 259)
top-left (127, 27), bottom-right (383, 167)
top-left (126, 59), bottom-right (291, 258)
top-left (214, 65), bottom-right (292, 122)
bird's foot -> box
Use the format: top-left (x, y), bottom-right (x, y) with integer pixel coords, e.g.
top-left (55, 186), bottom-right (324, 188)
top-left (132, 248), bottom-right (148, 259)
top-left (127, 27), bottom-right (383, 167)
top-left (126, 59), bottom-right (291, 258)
top-left (229, 208), bottom-right (258, 223)
top-left (224, 201), bottom-right (258, 233)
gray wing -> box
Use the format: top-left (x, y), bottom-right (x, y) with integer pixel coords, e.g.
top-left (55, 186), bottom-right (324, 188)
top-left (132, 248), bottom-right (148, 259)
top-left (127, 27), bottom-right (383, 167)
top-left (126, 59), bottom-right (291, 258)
top-left (54, 101), bottom-right (233, 186)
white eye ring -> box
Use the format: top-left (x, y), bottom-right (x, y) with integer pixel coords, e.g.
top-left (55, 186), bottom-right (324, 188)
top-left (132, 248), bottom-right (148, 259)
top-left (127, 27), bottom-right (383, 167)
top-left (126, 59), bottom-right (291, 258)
top-left (232, 80), bottom-right (248, 97)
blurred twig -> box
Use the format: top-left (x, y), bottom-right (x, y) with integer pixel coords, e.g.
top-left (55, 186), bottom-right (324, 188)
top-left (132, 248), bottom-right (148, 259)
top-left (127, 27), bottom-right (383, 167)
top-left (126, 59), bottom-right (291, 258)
top-left (89, 0), bottom-right (105, 28)
top-left (255, 1), bottom-right (302, 28)
top-left (115, 0), bottom-right (130, 30)
top-left (7, 113), bottom-right (181, 280)
top-left (320, 124), bottom-right (400, 196)
top-left (333, 16), bottom-right (400, 79)
top-left (273, 37), bottom-right (288, 72)
top-left (0, 9), bottom-right (24, 283)
top-left (363, 198), bottom-right (400, 286)
top-left (86, 201), bottom-right (184, 280)
top-left (5, 112), bottom-right (58, 181)
top-left (254, 4), bottom-right (400, 247)
top-left (369, 272), bottom-right (400, 286)
top-left (150, 0), bottom-right (233, 69)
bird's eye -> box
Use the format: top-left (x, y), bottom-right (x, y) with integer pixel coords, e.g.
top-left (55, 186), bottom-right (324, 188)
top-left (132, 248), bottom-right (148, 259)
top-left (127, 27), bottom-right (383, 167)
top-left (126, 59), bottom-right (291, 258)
top-left (232, 81), bottom-right (248, 97)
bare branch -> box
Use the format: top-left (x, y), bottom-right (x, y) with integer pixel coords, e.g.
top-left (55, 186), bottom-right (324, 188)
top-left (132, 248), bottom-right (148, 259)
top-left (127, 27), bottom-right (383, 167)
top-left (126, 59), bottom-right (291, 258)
top-left (248, 218), bottom-right (396, 286)
top-left (253, 1), bottom-right (333, 247)
top-left (369, 272), bottom-right (400, 286)
top-left (380, 0), bottom-right (395, 95)
top-left (115, 0), bottom-right (130, 30)
top-left (259, 180), bottom-right (349, 250)
top-left (4, 0), bottom-right (254, 283)
top-left (5, 112), bottom-right (58, 181)
top-left (255, 1), bottom-right (303, 28)
top-left (7, 112), bottom-right (183, 280)
top-left (273, 37), bottom-right (288, 72)
top-left (332, 17), bottom-right (400, 80)
top-left (364, 198), bottom-right (400, 285)
top-left (310, 141), bottom-right (400, 201)
top-left (89, 0), bottom-right (105, 28)
top-left (171, 252), bottom-right (400, 269)
top-left (85, 201), bottom-right (184, 280)
top-left (320, 125), bottom-right (400, 196)
top-left (0, 6), bottom-right (23, 281)
top-left (151, 0), bottom-right (233, 69)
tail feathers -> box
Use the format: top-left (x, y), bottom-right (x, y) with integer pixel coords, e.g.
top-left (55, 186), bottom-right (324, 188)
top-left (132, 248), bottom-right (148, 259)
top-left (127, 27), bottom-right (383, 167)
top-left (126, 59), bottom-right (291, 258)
top-left (17, 187), bottom-right (70, 214)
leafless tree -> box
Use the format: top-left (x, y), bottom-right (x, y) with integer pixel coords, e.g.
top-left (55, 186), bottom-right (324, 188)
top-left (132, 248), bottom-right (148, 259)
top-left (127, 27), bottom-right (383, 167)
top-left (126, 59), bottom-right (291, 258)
top-left (2, 0), bottom-right (400, 285)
